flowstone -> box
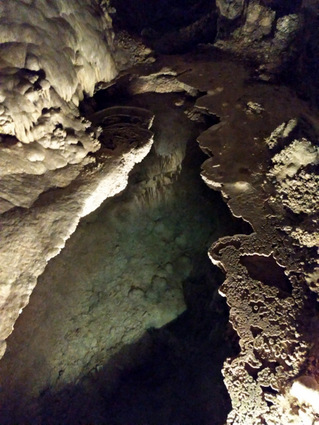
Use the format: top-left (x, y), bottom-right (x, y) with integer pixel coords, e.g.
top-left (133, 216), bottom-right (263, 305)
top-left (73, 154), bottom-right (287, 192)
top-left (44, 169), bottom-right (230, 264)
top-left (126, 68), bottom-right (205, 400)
top-left (0, 92), bottom-right (240, 424)
top-left (1, 1), bottom-right (319, 419)
top-left (164, 49), bottom-right (319, 425)
top-left (0, 1), bottom-right (318, 424)
top-left (0, 0), bottom-right (121, 360)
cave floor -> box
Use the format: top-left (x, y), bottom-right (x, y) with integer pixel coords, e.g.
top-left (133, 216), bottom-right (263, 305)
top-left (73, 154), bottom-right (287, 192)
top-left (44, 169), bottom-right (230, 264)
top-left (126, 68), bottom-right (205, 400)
top-left (0, 92), bottom-right (244, 425)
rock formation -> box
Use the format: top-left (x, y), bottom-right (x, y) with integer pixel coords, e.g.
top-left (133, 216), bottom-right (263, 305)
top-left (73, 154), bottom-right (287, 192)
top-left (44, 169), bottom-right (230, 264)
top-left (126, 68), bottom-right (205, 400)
top-left (0, 0), bottom-right (318, 424)
top-left (0, 0), bottom-right (153, 359)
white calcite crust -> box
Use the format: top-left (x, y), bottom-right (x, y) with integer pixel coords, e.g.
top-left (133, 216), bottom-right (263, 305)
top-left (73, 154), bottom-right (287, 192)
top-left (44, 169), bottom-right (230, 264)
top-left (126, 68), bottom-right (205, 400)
top-left (0, 0), bottom-right (117, 211)
top-left (0, 1), bottom-right (157, 362)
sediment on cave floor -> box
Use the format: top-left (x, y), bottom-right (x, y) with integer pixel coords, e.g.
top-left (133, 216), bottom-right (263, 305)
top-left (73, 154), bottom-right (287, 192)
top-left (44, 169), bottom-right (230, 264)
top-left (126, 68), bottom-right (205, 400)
top-left (0, 91), bottom-right (249, 425)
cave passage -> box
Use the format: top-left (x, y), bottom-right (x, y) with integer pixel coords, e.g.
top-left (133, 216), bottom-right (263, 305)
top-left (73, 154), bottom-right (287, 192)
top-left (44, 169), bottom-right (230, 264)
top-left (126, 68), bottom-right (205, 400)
top-left (0, 92), bottom-right (244, 425)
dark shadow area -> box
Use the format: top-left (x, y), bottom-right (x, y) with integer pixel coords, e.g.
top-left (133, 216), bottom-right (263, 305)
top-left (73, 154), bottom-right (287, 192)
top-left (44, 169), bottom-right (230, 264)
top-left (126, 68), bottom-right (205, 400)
top-left (110, 0), bottom-right (214, 35)
top-left (1, 260), bottom-right (239, 425)
top-left (240, 254), bottom-right (292, 295)
top-left (282, 7), bottom-right (319, 108)
top-left (109, 0), bottom-right (218, 53)
top-left (260, 0), bottom-right (302, 16)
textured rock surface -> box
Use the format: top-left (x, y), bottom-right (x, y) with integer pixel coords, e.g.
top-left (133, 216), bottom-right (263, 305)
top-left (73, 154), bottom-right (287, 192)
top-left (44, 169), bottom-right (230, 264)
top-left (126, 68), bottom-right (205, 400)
top-left (0, 93), bottom-right (239, 424)
top-left (156, 49), bottom-right (319, 424)
top-left (215, 1), bottom-right (302, 79)
top-left (0, 0), bottom-right (117, 211)
top-left (0, 0), bottom-right (115, 142)
top-left (0, 110), bottom-right (154, 358)
top-left (216, 0), bottom-right (245, 20)
top-left (0, 1), bottom-right (319, 424)
top-left (0, 0), bottom-right (158, 362)
top-left (0, 0), bottom-right (158, 359)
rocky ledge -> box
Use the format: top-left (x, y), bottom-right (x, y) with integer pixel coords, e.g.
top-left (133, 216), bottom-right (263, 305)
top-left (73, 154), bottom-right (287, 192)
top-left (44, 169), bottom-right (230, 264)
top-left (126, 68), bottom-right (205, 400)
top-left (0, 105), bottom-right (154, 359)
top-left (158, 49), bottom-right (319, 424)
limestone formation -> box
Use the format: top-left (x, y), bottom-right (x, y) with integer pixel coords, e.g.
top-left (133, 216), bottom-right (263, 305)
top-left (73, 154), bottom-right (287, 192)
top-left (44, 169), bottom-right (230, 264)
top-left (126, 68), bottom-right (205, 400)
top-left (169, 51), bottom-right (319, 425)
top-left (0, 107), bottom-right (154, 358)
top-left (0, 0), bottom-right (155, 359)
top-left (0, 1), bottom-right (318, 424)
top-left (0, 0), bottom-right (117, 215)
top-left (216, 0), bottom-right (245, 20)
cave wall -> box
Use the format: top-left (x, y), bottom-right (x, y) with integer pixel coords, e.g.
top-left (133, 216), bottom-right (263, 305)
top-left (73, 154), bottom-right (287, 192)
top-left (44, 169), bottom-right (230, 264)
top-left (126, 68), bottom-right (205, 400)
top-left (0, 0), bottom-right (116, 145)
top-left (0, 0), bottom-right (117, 215)
top-left (155, 50), bottom-right (318, 424)
top-left (107, 0), bottom-right (319, 419)
top-left (0, 93), bottom-right (234, 420)
top-left (110, 0), bottom-right (319, 103)
top-left (0, 0), bottom-right (156, 359)
top-left (0, 1), bottom-right (319, 424)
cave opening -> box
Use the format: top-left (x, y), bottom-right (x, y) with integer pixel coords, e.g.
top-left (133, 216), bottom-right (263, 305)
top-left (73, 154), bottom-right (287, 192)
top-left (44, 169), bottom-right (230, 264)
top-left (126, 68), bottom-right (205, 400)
top-left (109, 0), bottom-right (216, 42)
top-left (108, 0), bottom-right (218, 54)
top-left (0, 91), bottom-right (249, 425)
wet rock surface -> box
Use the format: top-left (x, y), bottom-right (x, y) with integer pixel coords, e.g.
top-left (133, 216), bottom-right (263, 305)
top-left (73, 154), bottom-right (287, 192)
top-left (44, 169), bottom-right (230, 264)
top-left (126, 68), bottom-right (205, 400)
top-left (161, 48), bottom-right (319, 424)
top-left (0, 92), bottom-right (244, 424)
top-left (1, 47), bottom-right (318, 424)
top-left (0, 2), bottom-right (319, 424)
